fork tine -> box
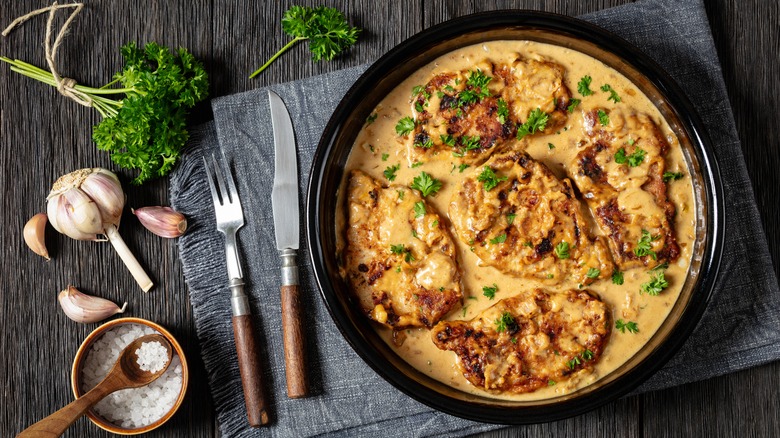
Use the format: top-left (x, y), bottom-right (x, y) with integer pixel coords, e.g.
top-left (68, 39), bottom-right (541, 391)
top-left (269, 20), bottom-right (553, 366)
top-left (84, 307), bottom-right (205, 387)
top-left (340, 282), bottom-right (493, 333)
top-left (219, 149), bottom-right (241, 207)
top-left (202, 156), bottom-right (222, 207)
top-left (211, 154), bottom-right (231, 204)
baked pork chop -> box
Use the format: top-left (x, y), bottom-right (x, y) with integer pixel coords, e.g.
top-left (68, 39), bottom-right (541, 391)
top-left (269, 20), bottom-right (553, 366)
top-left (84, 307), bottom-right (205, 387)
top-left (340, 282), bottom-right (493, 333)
top-left (343, 170), bottom-right (462, 329)
top-left (431, 289), bottom-right (610, 394)
top-left (569, 108), bottom-right (680, 269)
top-left (403, 56), bottom-right (572, 165)
top-left (449, 148), bottom-right (614, 285)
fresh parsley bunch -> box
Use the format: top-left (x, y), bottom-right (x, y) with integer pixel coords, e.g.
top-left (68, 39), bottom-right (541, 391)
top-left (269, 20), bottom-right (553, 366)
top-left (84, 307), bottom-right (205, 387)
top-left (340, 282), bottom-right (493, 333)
top-left (250, 5), bottom-right (361, 78)
top-left (93, 43), bottom-right (209, 184)
top-left (1, 42), bottom-right (209, 184)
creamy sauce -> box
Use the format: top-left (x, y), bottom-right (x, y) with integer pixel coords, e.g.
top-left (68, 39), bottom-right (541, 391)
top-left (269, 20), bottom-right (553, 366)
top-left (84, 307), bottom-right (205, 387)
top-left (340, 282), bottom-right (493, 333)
top-left (337, 41), bottom-right (696, 401)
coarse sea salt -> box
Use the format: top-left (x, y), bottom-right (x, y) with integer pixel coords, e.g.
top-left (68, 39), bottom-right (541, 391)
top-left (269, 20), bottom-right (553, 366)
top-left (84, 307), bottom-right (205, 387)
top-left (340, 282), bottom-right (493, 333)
top-left (81, 324), bottom-right (183, 429)
top-left (135, 341), bottom-right (169, 373)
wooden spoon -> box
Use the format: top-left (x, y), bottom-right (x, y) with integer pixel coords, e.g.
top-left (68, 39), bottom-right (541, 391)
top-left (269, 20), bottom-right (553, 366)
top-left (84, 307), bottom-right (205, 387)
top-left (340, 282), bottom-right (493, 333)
top-left (18, 334), bottom-right (173, 437)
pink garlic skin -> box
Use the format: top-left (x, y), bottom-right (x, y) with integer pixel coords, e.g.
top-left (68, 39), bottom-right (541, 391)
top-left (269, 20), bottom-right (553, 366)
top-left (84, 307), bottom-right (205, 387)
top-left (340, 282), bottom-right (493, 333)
top-left (132, 206), bottom-right (188, 238)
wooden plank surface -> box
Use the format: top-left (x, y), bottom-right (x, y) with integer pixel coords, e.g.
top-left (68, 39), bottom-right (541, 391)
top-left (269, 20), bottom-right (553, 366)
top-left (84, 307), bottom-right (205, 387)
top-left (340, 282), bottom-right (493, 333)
top-left (0, 1), bottom-right (777, 437)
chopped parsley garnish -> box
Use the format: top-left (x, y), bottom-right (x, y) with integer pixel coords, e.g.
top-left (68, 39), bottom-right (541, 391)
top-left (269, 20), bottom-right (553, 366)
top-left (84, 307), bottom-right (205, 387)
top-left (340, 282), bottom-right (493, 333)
top-left (395, 116), bottom-right (415, 136)
top-left (390, 244), bottom-right (415, 263)
top-left (381, 153), bottom-right (389, 161)
top-left (477, 166), bottom-right (507, 191)
top-left (460, 135), bottom-right (482, 151)
top-left (366, 113), bottom-right (378, 124)
top-left (440, 134), bottom-right (456, 147)
top-left (586, 268), bottom-right (600, 279)
top-left (597, 109), bottom-right (609, 126)
top-left (582, 349), bottom-right (595, 360)
top-left (523, 241), bottom-right (533, 247)
top-left (614, 147), bottom-right (646, 167)
top-left (411, 85), bottom-right (426, 96)
top-left (495, 312), bottom-right (516, 333)
top-left (506, 213), bottom-right (516, 225)
top-left (410, 171), bottom-right (442, 197)
top-left (612, 269), bottom-right (624, 285)
top-left (411, 161), bottom-right (424, 168)
top-left (548, 380), bottom-right (557, 386)
top-left (546, 273), bottom-right (554, 279)
top-left (457, 89), bottom-right (479, 107)
top-left (482, 283), bottom-right (498, 300)
top-left (600, 83), bottom-right (621, 103)
top-left (497, 98), bottom-right (509, 124)
top-left (383, 164), bottom-right (400, 181)
top-left (414, 136), bottom-right (434, 149)
top-left (567, 97), bottom-right (581, 113)
top-left (634, 229), bottom-right (658, 259)
top-left (641, 272), bottom-right (669, 296)
top-left (458, 163), bottom-right (470, 173)
top-left (651, 261), bottom-right (669, 271)
top-left (489, 233), bottom-right (507, 244)
top-left (567, 356), bottom-right (582, 369)
top-left (396, 189), bottom-right (405, 200)
top-left (577, 75), bottom-right (594, 96)
top-left (555, 241), bottom-right (570, 259)
top-left (517, 108), bottom-right (549, 139)
top-left (628, 137), bottom-right (636, 146)
top-left (466, 69), bottom-right (491, 93)
top-left (462, 306), bottom-right (469, 317)
top-left (413, 201), bottom-right (426, 218)
top-left (663, 171), bottom-right (684, 182)
top-left (548, 143), bottom-right (556, 150)
top-left (411, 229), bottom-right (418, 238)
top-left (431, 220), bottom-right (438, 228)
top-left (616, 319), bottom-right (639, 334)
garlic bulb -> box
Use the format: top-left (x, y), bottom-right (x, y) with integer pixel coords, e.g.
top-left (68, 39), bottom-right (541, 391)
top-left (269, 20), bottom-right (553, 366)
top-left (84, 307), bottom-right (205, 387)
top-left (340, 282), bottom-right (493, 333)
top-left (47, 168), bottom-right (153, 292)
top-left (58, 285), bottom-right (127, 323)
top-left (23, 213), bottom-right (50, 260)
top-left (132, 206), bottom-right (188, 238)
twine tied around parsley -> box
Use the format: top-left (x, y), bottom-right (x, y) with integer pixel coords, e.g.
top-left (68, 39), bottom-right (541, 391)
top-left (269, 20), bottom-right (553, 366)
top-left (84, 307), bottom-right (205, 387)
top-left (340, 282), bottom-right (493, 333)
top-left (2, 2), bottom-right (91, 107)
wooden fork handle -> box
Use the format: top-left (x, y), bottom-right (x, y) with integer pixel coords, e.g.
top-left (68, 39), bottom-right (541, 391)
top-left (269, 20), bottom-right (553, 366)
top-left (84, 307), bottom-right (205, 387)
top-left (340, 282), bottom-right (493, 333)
top-left (281, 283), bottom-right (309, 398)
top-left (233, 313), bottom-right (270, 427)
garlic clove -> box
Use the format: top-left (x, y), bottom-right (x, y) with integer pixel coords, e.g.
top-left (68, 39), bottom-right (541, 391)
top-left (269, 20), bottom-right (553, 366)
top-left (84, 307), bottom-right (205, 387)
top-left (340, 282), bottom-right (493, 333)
top-left (81, 169), bottom-right (125, 226)
top-left (23, 213), bottom-right (50, 260)
top-left (57, 285), bottom-right (127, 324)
top-left (49, 193), bottom-right (99, 241)
top-left (62, 188), bottom-right (103, 235)
top-left (132, 206), bottom-right (188, 238)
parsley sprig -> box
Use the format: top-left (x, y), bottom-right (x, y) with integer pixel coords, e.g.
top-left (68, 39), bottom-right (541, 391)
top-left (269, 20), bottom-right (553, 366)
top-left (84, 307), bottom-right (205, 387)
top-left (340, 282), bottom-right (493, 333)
top-left (615, 319), bottom-right (639, 333)
top-left (250, 6), bottom-right (360, 78)
top-left (614, 147), bottom-right (646, 167)
top-left (578, 75), bottom-right (594, 96)
top-left (0, 42), bottom-right (211, 184)
top-left (477, 166), bottom-right (507, 191)
top-left (517, 108), bottom-right (549, 139)
top-left (495, 312), bottom-right (517, 333)
top-left (482, 284), bottom-right (498, 300)
top-left (390, 243), bottom-right (415, 263)
top-left (410, 172), bottom-right (442, 197)
top-left (634, 229), bottom-right (659, 259)
top-left (600, 84), bottom-right (621, 103)
top-left (641, 272), bottom-right (669, 296)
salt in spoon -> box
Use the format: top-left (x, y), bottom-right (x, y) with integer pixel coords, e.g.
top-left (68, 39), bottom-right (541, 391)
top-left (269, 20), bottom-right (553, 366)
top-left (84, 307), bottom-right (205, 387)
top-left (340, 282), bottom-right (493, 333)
top-left (18, 334), bottom-right (173, 437)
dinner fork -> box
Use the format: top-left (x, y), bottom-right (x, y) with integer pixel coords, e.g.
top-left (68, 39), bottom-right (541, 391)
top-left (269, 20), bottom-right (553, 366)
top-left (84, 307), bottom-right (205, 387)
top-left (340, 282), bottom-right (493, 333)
top-left (203, 152), bottom-right (270, 427)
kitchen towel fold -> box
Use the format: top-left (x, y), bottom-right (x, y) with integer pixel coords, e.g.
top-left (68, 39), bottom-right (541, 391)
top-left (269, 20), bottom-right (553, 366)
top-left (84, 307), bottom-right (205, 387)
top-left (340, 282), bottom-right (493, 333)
top-left (170, 0), bottom-right (780, 436)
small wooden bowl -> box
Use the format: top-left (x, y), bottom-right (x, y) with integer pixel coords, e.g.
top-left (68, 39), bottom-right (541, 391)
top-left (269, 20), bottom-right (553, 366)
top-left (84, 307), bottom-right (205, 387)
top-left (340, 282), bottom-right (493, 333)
top-left (70, 317), bottom-right (189, 435)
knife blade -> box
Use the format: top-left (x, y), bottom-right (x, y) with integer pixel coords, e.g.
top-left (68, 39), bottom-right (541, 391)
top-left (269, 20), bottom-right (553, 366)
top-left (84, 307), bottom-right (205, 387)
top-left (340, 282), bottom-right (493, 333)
top-left (268, 90), bottom-right (309, 398)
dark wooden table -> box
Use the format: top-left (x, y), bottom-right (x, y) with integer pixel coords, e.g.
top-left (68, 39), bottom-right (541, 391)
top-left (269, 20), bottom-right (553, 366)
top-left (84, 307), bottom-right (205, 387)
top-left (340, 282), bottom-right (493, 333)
top-left (1, 1), bottom-right (778, 436)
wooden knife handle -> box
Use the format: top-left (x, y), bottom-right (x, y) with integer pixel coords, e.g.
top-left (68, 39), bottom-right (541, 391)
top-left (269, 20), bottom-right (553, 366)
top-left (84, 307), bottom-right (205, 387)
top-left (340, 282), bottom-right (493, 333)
top-left (280, 284), bottom-right (309, 398)
top-left (232, 314), bottom-right (270, 426)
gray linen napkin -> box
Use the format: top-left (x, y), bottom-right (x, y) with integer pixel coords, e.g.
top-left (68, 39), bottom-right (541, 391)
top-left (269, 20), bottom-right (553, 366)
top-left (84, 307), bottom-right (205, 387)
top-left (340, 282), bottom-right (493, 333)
top-left (170, 0), bottom-right (780, 436)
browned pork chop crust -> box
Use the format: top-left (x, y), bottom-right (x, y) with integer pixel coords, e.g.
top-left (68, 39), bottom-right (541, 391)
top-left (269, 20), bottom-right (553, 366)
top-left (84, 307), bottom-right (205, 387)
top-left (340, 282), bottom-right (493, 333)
top-left (569, 108), bottom-right (680, 269)
top-left (343, 170), bottom-right (462, 329)
top-left (403, 57), bottom-right (572, 165)
top-left (449, 148), bottom-right (614, 285)
top-left (431, 289), bottom-right (610, 394)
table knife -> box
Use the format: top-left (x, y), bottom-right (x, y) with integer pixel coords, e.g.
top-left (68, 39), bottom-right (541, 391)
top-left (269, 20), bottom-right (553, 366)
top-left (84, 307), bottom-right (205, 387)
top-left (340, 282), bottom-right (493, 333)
top-left (269, 90), bottom-right (310, 398)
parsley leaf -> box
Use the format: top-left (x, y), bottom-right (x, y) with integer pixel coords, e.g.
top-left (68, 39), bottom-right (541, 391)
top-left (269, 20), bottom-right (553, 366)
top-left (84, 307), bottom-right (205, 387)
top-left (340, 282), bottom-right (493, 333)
top-left (567, 97), bottom-right (581, 113)
top-left (460, 135), bottom-right (482, 152)
top-left (390, 243), bottom-right (415, 262)
top-left (458, 163), bottom-right (470, 173)
top-left (555, 241), bottom-right (570, 259)
top-left (634, 229), bottom-right (658, 259)
top-left (497, 98), bottom-right (509, 124)
top-left (410, 171), bottom-right (442, 197)
top-left (597, 109), bottom-right (609, 126)
top-left (413, 201), bottom-right (426, 218)
top-left (548, 143), bottom-right (556, 150)
top-left (250, 6), bottom-right (360, 77)
top-left (507, 213), bottom-right (516, 225)
top-left (612, 269), bottom-right (624, 285)
top-left (366, 113), bottom-right (378, 124)
top-left (663, 171), bottom-right (684, 182)
top-left (495, 312), bottom-right (516, 333)
top-left (567, 356), bottom-right (582, 369)
top-left (477, 166), bottom-right (507, 191)
top-left (641, 272), bottom-right (669, 296)
top-left (489, 233), bottom-right (507, 244)
top-left (517, 108), bottom-right (549, 139)
top-left (466, 69), bottom-right (491, 95)
top-left (381, 153), bottom-right (389, 161)
top-left (383, 164), bottom-right (400, 181)
top-left (395, 116), bottom-right (415, 136)
top-left (616, 319), bottom-right (639, 334)
top-left (582, 349), bottom-right (595, 360)
top-left (578, 75), bottom-right (594, 96)
top-left (600, 83), bottom-right (621, 103)
top-left (615, 147), bottom-right (646, 167)
top-left (482, 283), bottom-right (498, 300)
top-left (586, 268), bottom-right (600, 279)
top-left (440, 134), bottom-right (456, 147)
